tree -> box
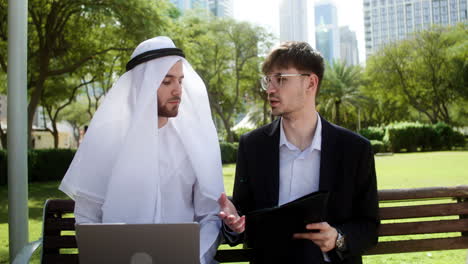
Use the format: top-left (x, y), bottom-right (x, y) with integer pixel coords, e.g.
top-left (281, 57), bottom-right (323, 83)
top-left (60, 98), bottom-right (91, 147)
top-left (365, 24), bottom-right (468, 125)
top-left (319, 60), bottom-right (365, 127)
top-left (173, 14), bottom-right (272, 141)
top-left (41, 75), bottom-right (94, 148)
top-left (79, 50), bottom-right (125, 118)
top-left (359, 70), bottom-right (412, 127)
top-left (0, 0), bottom-right (170, 146)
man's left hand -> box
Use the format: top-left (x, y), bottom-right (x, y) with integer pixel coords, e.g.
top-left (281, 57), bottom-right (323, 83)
top-left (292, 222), bottom-right (338, 252)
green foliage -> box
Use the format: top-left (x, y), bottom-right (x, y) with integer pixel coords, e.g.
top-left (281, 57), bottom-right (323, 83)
top-left (433, 122), bottom-right (466, 149)
top-left (219, 141), bottom-right (238, 164)
top-left (365, 24), bottom-right (468, 125)
top-left (319, 60), bottom-right (365, 128)
top-left (370, 140), bottom-right (386, 154)
top-left (0, 149), bottom-right (76, 185)
top-left (0, 0), bottom-right (171, 143)
top-left (233, 127), bottom-right (255, 142)
top-left (170, 13), bottom-right (273, 142)
top-left (30, 149), bottom-right (76, 182)
top-left (383, 122), bottom-right (465, 152)
top-left (359, 127), bottom-right (385, 141)
top-left (359, 71), bottom-right (411, 127)
top-left (0, 142), bottom-right (241, 186)
top-left (0, 149), bottom-right (5, 185)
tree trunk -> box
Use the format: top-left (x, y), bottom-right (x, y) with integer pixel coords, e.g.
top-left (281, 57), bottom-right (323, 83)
top-left (335, 101), bottom-right (341, 125)
top-left (28, 77), bottom-right (46, 148)
top-left (53, 129), bottom-right (59, 149)
top-left (210, 96), bottom-right (234, 142)
top-left (0, 122), bottom-right (6, 149)
top-left (70, 123), bottom-right (81, 148)
top-left (263, 98), bottom-right (268, 125)
top-left (220, 115), bottom-right (234, 142)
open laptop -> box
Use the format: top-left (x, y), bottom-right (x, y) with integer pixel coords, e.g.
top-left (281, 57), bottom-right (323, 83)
top-left (75, 223), bottom-right (199, 264)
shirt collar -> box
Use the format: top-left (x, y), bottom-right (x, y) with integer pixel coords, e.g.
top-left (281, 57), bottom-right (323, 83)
top-left (279, 112), bottom-right (322, 152)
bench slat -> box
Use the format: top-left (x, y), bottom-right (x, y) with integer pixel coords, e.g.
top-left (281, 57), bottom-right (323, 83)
top-left (215, 249), bottom-right (253, 262)
top-left (380, 201), bottom-right (468, 220)
top-left (366, 236), bottom-right (468, 255)
top-left (45, 200), bottom-right (75, 214)
top-left (43, 236), bottom-right (77, 249)
top-left (379, 218), bottom-right (468, 236)
top-left (44, 218), bottom-right (76, 232)
top-left (379, 186), bottom-right (468, 201)
top-left (42, 254), bottom-right (79, 264)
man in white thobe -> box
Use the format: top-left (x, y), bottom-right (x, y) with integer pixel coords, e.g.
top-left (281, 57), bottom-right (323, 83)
top-left (59, 36), bottom-right (224, 264)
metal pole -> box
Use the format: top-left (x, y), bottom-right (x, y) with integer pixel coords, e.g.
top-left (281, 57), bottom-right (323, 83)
top-left (7, 0), bottom-right (29, 260)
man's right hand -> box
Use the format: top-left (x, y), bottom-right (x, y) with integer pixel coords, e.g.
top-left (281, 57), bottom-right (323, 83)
top-left (218, 192), bottom-right (246, 233)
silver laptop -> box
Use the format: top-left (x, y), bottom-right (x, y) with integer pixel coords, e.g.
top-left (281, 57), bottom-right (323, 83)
top-left (75, 223), bottom-right (200, 264)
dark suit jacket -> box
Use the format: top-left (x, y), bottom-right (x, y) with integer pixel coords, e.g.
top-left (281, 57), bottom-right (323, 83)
top-left (226, 116), bottom-right (379, 264)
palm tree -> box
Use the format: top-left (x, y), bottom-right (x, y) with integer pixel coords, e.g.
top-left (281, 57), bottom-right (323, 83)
top-left (319, 60), bottom-right (364, 126)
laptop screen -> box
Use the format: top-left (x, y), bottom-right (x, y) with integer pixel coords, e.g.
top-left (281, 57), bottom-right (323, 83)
top-left (76, 223), bottom-right (200, 264)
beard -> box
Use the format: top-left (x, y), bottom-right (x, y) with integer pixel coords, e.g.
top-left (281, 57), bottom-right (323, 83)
top-left (158, 97), bottom-right (181, 118)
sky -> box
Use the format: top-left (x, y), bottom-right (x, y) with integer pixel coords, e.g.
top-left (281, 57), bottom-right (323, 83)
top-left (233, 0), bottom-right (366, 64)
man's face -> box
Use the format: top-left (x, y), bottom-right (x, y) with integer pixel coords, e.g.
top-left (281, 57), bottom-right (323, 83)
top-left (157, 61), bottom-right (184, 118)
top-left (265, 66), bottom-right (312, 117)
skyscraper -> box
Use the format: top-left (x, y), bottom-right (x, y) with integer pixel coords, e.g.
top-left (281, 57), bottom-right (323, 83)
top-left (169, 0), bottom-right (209, 12)
top-left (364, 0), bottom-right (468, 57)
top-left (208, 0), bottom-right (234, 17)
top-left (340, 26), bottom-right (359, 65)
top-left (170, 0), bottom-right (233, 17)
top-left (279, 0), bottom-right (310, 43)
top-left (315, 0), bottom-right (341, 64)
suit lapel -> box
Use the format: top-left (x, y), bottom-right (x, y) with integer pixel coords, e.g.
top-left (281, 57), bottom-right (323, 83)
top-left (264, 118), bottom-right (281, 207)
top-left (319, 116), bottom-right (338, 192)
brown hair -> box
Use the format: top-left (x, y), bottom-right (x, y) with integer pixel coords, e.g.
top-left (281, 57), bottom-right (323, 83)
top-left (262, 41), bottom-right (325, 94)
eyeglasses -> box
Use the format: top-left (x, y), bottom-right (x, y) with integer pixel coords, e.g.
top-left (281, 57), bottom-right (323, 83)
top-left (260, 73), bottom-right (311, 91)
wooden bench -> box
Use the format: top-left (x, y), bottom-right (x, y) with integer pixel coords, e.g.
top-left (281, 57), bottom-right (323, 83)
top-left (14, 185), bottom-right (468, 263)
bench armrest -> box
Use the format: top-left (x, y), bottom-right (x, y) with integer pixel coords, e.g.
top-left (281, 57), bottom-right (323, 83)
top-left (12, 238), bottom-right (43, 264)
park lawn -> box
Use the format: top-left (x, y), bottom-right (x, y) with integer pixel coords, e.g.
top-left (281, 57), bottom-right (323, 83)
top-left (1, 151), bottom-right (467, 263)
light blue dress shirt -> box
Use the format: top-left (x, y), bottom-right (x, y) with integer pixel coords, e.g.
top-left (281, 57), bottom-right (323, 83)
top-left (278, 113), bottom-right (322, 206)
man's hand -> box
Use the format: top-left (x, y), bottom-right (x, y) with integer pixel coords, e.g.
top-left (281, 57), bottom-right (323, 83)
top-left (218, 193), bottom-right (245, 233)
top-left (292, 222), bottom-right (338, 252)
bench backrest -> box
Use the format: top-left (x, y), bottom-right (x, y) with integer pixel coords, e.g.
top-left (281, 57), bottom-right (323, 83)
top-left (40, 186), bottom-right (468, 263)
top-left (366, 185), bottom-right (468, 255)
top-left (41, 199), bottom-right (78, 264)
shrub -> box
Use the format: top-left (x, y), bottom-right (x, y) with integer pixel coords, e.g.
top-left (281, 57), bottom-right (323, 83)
top-left (0, 150), bottom-right (6, 185)
top-left (384, 122), bottom-right (422, 152)
top-left (452, 131), bottom-right (466, 148)
top-left (370, 140), bottom-right (386, 154)
top-left (359, 127), bottom-right (385, 141)
top-left (232, 127), bottom-right (255, 142)
top-left (220, 142), bottom-right (238, 164)
top-left (30, 149), bottom-right (76, 182)
top-left (383, 122), bottom-right (465, 152)
top-left (0, 149), bottom-right (76, 185)
top-left (433, 123), bottom-right (466, 149)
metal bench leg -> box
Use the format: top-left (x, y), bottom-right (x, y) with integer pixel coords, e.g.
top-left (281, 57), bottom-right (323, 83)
top-left (11, 239), bottom-right (42, 264)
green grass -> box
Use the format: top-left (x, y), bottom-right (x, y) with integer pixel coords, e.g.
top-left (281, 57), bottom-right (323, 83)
top-left (374, 151), bottom-right (468, 189)
top-left (1, 151), bottom-right (467, 263)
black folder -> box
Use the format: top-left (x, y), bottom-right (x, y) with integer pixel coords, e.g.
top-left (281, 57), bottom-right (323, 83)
top-left (245, 191), bottom-right (329, 249)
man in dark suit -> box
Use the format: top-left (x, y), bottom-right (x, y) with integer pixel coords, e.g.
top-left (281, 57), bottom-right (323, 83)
top-left (218, 41), bottom-right (379, 264)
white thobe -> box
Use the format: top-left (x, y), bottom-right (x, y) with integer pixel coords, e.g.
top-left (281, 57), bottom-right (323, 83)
top-left (74, 121), bottom-right (221, 264)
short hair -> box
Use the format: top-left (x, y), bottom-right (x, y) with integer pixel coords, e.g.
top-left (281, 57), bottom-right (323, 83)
top-left (262, 41), bottom-right (325, 95)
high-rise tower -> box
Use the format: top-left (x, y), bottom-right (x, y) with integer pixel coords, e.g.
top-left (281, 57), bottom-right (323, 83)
top-left (364, 0), bottom-right (467, 57)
